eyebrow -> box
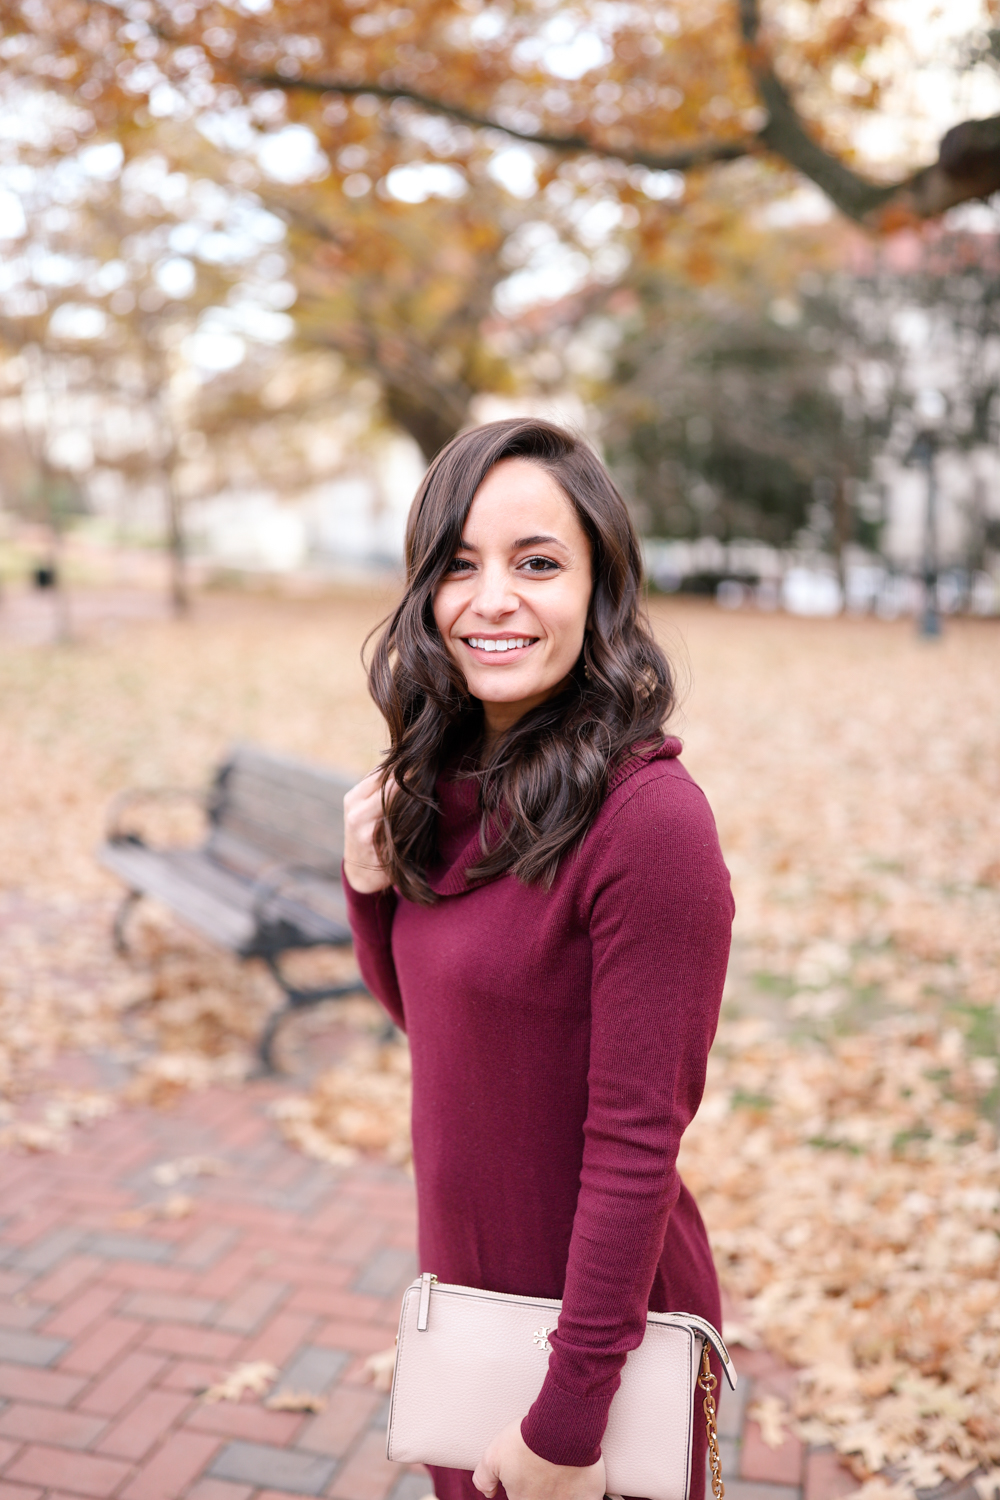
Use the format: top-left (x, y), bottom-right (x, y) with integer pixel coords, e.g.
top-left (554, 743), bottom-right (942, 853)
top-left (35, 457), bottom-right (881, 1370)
top-left (456, 534), bottom-right (567, 551)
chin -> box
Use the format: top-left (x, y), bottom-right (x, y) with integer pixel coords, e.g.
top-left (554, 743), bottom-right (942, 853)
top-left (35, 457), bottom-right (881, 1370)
top-left (473, 684), bottom-right (537, 704)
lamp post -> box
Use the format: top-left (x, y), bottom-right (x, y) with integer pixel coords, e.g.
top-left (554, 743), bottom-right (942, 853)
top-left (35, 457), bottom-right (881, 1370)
top-left (906, 386), bottom-right (947, 639)
top-left (909, 428), bottom-right (940, 638)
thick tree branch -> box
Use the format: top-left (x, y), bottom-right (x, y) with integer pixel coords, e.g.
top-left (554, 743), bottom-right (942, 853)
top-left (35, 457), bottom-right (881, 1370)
top-left (245, 0), bottom-right (1000, 230)
top-left (738, 0), bottom-right (1000, 225)
top-left (752, 71), bottom-right (896, 220)
top-left (242, 71), bottom-right (754, 175)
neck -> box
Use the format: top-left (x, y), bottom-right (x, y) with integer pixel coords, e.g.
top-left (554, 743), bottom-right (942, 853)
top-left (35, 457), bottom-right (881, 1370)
top-left (480, 678), bottom-right (573, 749)
top-left (481, 703), bottom-right (523, 751)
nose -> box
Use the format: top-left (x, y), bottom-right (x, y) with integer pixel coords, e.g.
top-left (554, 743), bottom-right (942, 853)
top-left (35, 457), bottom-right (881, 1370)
top-left (470, 559), bottom-right (519, 622)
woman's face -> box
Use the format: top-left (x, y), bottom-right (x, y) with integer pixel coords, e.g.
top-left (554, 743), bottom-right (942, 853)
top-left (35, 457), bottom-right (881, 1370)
top-left (432, 458), bottom-right (593, 739)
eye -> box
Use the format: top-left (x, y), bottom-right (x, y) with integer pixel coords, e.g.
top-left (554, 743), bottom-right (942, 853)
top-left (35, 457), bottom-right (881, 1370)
top-left (444, 556), bottom-right (475, 574)
top-left (520, 555), bottom-right (561, 574)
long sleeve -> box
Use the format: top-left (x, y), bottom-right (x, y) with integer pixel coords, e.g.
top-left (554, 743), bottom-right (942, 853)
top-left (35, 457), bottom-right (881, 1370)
top-left (520, 771), bottom-right (733, 1466)
top-left (343, 873), bottom-right (406, 1031)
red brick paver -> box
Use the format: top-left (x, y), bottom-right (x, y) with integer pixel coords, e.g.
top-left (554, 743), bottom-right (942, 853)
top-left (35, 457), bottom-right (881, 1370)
top-left (0, 1080), bottom-right (423, 1500)
top-left (0, 1073), bottom-right (859, 1500)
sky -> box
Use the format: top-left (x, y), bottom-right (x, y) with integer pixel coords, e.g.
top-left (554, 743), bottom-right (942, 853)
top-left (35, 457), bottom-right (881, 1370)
top-left (858, 0), bottom-right (1000, 166)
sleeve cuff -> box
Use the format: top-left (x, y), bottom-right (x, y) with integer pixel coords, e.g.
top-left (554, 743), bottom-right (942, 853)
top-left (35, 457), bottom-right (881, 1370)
top-left (520, 1374), bottom-right (614, 1468)
top-left (342, 867), bottom-right (396, 941)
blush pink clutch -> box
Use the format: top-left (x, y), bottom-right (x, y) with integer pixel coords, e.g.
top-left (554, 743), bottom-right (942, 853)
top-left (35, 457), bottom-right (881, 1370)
top-left (386, 1273), bottom-right (737, 1500)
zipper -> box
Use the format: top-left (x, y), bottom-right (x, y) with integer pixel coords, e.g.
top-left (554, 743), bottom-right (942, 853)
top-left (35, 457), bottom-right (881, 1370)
top-left (416, 1272), bottom-right (438, 1330)
top-left (410, 1275), bottom-right (737, 1388)
top-left (421, 1278), bottom-right (561, 1310)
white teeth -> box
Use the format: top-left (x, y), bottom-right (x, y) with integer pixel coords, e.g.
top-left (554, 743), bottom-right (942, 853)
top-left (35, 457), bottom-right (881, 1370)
top-left (468, 637), bottom-right (532, 652)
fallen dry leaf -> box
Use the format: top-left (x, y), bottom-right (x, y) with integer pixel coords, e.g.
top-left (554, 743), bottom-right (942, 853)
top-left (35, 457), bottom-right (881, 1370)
top-left (0, 1090), bottom-right (117, 1154)
top-left (126, 1051), bottom-right (251, 1108)
top-left (271, 1041), bottom-right (412, 1168)
top-left (152, 1156), bottom-right (230, 1186)
top-left (202, 1361), bottom-right (278, 1404)
top-left (749, 1396), bottom-right (791, 1450)
top-left (114, 1194), bottom-right (195, 1228)
top-left (266, 1390), bottom-right (327, 1412)
top-left (362, 1346), bottom-right (397, 1394)
top-left (973, 1469), bottom-right (1000, 1500)
top-left (721, 1320), bottom-right (761, 1351)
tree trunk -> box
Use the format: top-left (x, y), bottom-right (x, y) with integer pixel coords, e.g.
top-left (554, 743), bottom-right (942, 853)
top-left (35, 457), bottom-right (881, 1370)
top-left (384, 384), bottom-right (468, 463)
top-left (966, 473), bottom-right (987, 578)
top-left (833, 469), bottom-right (852, 606)
top-left (40, 457), bottom-right (72, 644)
top-left (164, 474), bottom-right (189, 616)
top-left (48, 529), bottom-right (72, 644)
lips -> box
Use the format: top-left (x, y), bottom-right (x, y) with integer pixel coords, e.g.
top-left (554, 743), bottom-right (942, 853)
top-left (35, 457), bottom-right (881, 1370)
top-left (461, 635), bottom-right (538, 659)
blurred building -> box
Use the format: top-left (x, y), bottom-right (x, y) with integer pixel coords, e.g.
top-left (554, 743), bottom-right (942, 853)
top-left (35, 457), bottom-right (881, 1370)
top-left (183, 431), bottom-right (424, 576)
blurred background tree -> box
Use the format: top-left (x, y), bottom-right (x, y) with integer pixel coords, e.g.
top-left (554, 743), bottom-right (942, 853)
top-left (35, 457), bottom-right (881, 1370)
top-left (598, 265), bottom-right (906, 560)
top-left (0, 0), bottom-right (997, 600)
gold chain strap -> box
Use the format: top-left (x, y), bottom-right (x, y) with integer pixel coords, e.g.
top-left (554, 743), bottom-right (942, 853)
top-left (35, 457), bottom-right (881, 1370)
top-left (699, 1342), bottom-right (725, 1500)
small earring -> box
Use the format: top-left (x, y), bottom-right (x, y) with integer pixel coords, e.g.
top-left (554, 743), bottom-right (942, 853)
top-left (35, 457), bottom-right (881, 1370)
top-left (583, 661), bottom-right (592, 680)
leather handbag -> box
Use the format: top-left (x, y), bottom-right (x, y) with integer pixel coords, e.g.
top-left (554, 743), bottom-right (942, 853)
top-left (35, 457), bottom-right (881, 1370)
top-left (386, 1273), bottom-right (737, 1500)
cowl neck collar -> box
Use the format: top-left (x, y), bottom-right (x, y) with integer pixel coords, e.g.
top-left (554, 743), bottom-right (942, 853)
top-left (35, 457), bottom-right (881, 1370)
top-left (425, 734), bottom-right (682, 897)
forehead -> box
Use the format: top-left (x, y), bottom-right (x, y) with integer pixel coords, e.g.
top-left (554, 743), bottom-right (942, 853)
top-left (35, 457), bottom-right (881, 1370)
top-left (462, 458), bottom-right (585, 544)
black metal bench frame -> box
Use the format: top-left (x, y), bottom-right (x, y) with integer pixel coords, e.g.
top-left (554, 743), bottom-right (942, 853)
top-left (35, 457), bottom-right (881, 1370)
top-left (99, 745), bottom-right (372, 1071)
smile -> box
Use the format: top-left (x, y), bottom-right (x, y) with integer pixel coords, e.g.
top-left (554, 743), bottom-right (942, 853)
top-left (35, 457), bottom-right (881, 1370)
top-left (462, 636), bottom-right (538, 656)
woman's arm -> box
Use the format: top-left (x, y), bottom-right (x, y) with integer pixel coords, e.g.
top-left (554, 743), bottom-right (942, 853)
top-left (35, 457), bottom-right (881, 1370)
top-left (520, 768), bottom-right (734, 1466)
top-left (343, 772), bottom-right (406, 1030)
top-left (343, 880), bottom-right (405, 1029)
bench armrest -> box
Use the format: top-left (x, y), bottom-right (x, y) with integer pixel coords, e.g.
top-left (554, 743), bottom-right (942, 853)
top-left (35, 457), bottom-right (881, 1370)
top-left (105, 787), bottom-right (209, 844)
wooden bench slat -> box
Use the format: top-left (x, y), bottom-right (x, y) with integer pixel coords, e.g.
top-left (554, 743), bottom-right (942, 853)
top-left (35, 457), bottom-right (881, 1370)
top-left (214, 778), bottom-right (346, 856)
top-left (99, 843), bottom-right (257, 951)
top-left (201, 829), bottom-right (268, 880)
top-left (210, 817), bottom-right (339, 872)
top-left (218, 753), bottom-right (352, 821)
top-left (215, 794), bottom-right (342, 849)
top-left (219, 742), bottom-right (356, 793)
top-left (220, 760), bottom-right (355, 804)
top-left (100, 841), bottom-right (353, 953)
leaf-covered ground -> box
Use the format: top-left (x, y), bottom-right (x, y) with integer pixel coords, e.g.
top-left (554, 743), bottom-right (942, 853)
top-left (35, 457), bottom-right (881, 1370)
top-left (1, 588), bottom-right (998, 1497)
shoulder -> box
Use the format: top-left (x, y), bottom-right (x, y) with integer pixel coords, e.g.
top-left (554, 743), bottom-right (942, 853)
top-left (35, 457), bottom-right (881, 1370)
top-left (601, 737), bottom-right (716, 840)
top-left (575, 739), bottom-right (731, 905)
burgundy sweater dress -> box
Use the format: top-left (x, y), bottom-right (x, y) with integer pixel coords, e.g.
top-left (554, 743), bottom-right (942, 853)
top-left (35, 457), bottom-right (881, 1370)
top-left (344, 736), bottom-right (734, 1500)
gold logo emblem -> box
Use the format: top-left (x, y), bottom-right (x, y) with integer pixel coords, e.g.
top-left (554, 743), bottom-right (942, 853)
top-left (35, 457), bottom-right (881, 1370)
top-left (533, 1327), bottom-right (553, 1352)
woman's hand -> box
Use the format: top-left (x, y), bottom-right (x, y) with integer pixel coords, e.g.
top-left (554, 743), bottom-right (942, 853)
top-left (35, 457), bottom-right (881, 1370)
top-left (343, 769), bottom-right (395, 894)
top-left (472, 1421), bottom-right (606, 1500)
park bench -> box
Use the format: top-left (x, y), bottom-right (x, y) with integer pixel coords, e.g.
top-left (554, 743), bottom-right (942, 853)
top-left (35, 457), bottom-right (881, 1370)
top-left (99, 742), bottom-right (370, 1070)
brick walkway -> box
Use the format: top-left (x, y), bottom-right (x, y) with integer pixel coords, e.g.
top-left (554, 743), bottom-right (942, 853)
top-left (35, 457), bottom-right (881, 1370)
top-left (0, 1076), bottom-right (858, 1500)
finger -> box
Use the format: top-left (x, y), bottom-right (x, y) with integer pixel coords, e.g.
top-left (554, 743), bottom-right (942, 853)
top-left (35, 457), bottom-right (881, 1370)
top-left (471, 1459), bottom-right (499, 1498)
top-left (345, 783), bottom-right (387, 822)
top-left (348, 769), bottom-right (384, 802)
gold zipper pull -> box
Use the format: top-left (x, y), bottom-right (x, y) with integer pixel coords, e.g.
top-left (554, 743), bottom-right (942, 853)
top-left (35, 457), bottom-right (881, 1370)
top-left (417, 1272), bottom-right (437, 1331)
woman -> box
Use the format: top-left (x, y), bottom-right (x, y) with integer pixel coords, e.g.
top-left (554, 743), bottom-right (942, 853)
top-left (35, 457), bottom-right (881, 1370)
top-left (343, 419), bottom-right (733, 1500)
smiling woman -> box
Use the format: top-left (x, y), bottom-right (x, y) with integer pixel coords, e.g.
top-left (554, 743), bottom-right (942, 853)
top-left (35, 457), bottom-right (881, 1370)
top-left (342, 419), bottom-right (734, 1500)
top-left (357, 419), bottom-right (677, 900)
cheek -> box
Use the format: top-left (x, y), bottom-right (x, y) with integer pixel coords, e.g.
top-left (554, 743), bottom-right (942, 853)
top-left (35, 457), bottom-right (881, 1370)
top-left (543, 582), bottom-right (590, 654)
top-left (431, 588), bottom-right (453, 639)
top-left (432, 586), bottom-right (465, 657)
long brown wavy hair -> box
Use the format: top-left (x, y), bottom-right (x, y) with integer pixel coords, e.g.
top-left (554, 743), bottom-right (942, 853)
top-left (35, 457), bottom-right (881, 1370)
top-left (368, 418), bottom-right (675, 904)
